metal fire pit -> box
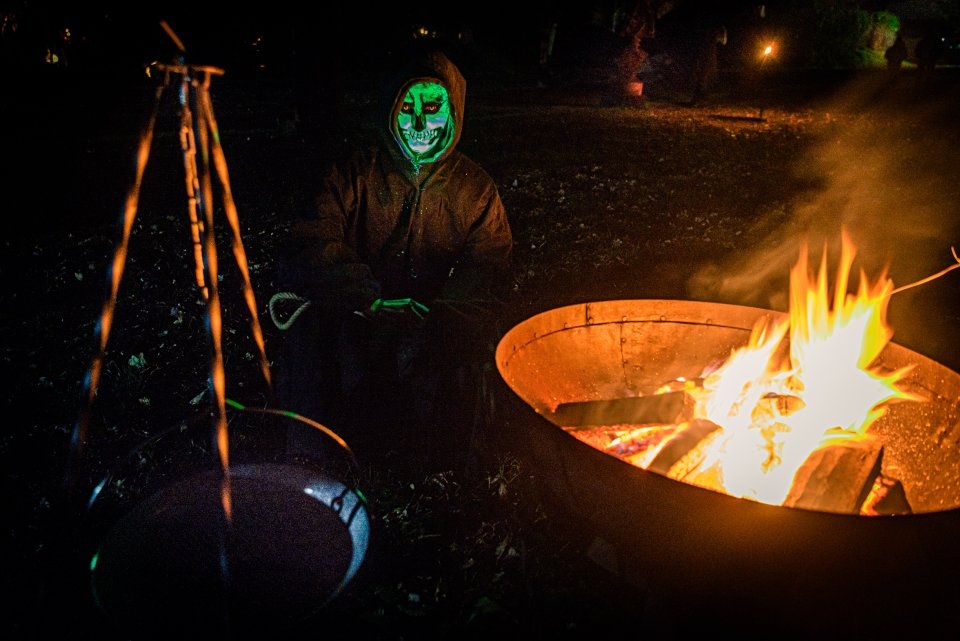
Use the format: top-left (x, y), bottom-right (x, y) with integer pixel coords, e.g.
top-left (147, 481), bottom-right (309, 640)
top-left (496, 299), bottom-right (960, 637)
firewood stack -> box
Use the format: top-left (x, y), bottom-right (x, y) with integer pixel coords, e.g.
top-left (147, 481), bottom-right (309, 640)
top-left (550, 390), bottom-right (912, 516)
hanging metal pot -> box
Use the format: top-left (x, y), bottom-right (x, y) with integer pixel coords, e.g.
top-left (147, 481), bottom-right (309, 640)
top-left (82, 407), bottom-right (370, 640)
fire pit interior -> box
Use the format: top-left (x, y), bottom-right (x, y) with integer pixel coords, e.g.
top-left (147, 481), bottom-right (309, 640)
top-left (495, 298), bottom-right (960, 636)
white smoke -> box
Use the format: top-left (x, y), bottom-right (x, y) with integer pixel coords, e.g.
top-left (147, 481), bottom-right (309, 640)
top-left (689, 72), bottom-right (959, 308)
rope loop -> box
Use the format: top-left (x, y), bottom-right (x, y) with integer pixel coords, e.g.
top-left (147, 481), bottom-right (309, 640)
top-left (269, 291), bottom-right (312, 330)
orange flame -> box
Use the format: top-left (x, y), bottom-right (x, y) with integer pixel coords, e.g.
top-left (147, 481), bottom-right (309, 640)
top-left (673, 231), bottom-right (920, 505)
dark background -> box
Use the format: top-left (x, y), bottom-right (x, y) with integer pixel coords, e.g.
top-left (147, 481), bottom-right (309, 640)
top-left (3, 1), bottom-right (960, 639)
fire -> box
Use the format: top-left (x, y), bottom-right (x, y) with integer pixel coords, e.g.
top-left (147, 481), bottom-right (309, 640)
top-left (648, 232), bottom-right (921, 506)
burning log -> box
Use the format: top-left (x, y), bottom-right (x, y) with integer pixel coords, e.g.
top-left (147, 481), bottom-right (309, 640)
top-left (596, 424), bottom-right (679, 457)
top-left (551, 391), bottom-right (694, 429)
top-left (560, 390), bottom-right (909, 515)
top-left (861, 475), bottom-right (912, 516)
top-left (784, 436), bottom-right (884, 514)
top-left (646, 419), bottom-right (722, 480)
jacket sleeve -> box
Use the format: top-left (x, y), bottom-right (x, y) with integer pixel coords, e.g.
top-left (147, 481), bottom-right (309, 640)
top-left (278, 155), bottom-right (381, 312)
top-left (436, 177), bottom-right (513, 325)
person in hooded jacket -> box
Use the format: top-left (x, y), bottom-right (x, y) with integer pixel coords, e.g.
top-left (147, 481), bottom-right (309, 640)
top-left (274, 46), bottom-right (513, 473)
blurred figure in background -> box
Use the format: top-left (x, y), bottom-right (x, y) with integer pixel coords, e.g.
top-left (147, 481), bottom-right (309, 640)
top-left (611, 1), bottom-right (657, 104)
top-left (885, 32), bottom-right (908, 77)
top-left (688, 21), bottom-right (727, 106)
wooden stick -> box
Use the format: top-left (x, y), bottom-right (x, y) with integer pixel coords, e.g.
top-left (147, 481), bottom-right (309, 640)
top-left (551, 391), bottom-right (694, 428)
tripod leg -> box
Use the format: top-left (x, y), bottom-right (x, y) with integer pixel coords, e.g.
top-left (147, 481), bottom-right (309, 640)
top-left (198, 83), bottom-right (275, 399)
top-left (176, 75), bottom-right (208, 297)
top-left (68, 83), bottom-right (165, 501)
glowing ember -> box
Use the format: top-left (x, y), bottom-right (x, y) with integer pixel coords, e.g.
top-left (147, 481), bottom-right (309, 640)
top-left (578, 232), bottom-right (924, 509)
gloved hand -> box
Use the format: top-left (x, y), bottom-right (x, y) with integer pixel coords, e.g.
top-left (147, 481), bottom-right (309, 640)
top-left (357, 297), bottom-right (430, 329)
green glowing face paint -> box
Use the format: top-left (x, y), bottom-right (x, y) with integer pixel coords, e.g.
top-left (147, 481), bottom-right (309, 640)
top-left (397, 81), bottom-right (451, 161)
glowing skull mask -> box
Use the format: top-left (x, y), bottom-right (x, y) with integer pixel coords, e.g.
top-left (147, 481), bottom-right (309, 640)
top-left (396, 81), bottom-right (452, 163)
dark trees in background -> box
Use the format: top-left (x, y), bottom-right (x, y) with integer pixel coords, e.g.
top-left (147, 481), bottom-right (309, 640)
top-left (5, 2), bottom-right (960, 82)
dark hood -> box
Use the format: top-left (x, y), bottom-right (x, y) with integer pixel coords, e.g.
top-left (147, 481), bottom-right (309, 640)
top-left (382, 48), bottom-right (466, 168)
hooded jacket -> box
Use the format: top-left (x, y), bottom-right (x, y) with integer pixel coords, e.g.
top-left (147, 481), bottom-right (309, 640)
top-left (285, 49), bottom-right (513, 319)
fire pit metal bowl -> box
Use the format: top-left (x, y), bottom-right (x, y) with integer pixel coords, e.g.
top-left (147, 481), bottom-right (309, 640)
top-left (495, 299), bottom-right (960, 637)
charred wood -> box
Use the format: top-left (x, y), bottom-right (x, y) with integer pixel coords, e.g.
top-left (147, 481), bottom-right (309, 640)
top-left (861, 475), bottom-right (912, 516)
top-left (646, 418), bottom-right (722, 479)
top-left (784, 437), bottom-right (884, 514)
top-left (552, 391), bottom-right (694, 429)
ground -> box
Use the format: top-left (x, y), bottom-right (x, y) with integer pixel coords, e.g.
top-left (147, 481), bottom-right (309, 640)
top-left (3, 64), bottom-right (960, 640)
